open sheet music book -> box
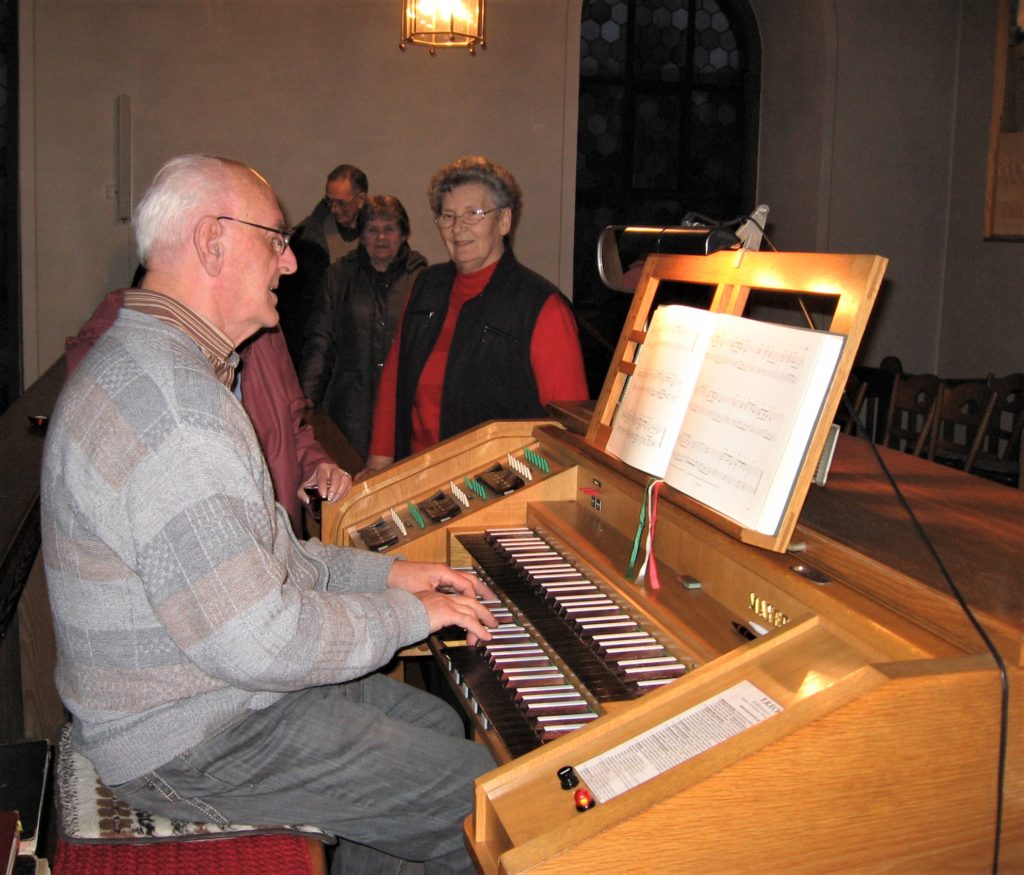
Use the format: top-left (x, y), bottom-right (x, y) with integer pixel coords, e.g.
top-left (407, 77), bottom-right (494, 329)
top-left (606, 305), bottom-right (845, 536)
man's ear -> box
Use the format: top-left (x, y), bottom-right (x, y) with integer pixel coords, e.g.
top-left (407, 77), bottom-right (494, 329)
top-left (194, 215), bottom-right (225, 277)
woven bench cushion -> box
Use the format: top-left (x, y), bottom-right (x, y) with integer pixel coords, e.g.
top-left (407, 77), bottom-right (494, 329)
top-left (56, 723), bottom-right (331, 846)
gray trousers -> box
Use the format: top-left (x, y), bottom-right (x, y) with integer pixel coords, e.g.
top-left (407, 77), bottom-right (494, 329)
top-left (111, 674), bottom-right (495, 874)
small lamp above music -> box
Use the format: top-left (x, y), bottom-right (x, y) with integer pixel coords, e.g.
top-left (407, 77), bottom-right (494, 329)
top-left (401, 0), bottom-right (486, 55)
top-left (597, 205), bottom-right (770, 293)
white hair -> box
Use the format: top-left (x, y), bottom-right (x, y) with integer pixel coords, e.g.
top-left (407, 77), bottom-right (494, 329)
top-left (133, 155), bottom-right (258, 265)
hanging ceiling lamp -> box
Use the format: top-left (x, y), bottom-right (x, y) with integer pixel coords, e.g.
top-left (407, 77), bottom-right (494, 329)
top-left (400, 0), bottom-right (486, 55)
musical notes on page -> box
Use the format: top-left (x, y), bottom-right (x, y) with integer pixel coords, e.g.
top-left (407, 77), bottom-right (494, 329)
top-left (614, 410), bottom-right (670, 451)
top-left (671, 437), bottom-right (765, 496)
top-left (630, 369), bottom-right (685, 401)
top-left (606, 305), bottom-right (845, 535)
top-left (706, 334), bottom-right (806, 384)
top-left (689, 385), bottom-right (784, 443)
top-left (605, 306), bottom-right (716, 474)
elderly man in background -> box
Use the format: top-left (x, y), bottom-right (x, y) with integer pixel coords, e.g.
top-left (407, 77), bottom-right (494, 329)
top-left (41, 154), bottom-right (496, 874)
top-left (298, 163), bottom-right (370, 263)
top-left (278, 164), bottom-right (369, 367)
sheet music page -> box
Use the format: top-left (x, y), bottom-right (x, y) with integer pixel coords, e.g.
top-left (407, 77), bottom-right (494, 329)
top-left (606, 306), bottom-right (717, 473)
top-left (663, 311), bottom-right (844, 534)
top-left (575, 680), bottom-right (782, 803)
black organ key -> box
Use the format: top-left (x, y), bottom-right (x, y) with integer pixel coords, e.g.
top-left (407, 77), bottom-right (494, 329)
top-left (477, 464), bottom-right (525, 495)
top-left (443, 646), bottom-right (541, 758)
top-left (420, 490), bottom-right (462, 523)
top-left (358, 518), bottom-right (401, 551)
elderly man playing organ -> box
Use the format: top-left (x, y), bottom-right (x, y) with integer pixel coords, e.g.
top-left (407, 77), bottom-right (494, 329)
top-left (40, 154), bottom-right (497, 875)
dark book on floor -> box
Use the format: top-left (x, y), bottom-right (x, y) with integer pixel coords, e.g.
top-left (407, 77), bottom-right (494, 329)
top-left (0, 741), bottom-right (50, 857)
top-left (12, 855), bottom-right (41, 875)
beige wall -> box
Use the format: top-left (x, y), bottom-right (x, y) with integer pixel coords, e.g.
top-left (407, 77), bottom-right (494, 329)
top-left (942, 0), bottom-right (1024, 377)
top-left (19, 0), bottom-right (582, 383)
top-left (20, 0), bottom-right (1023, 385)
top-left (752, 0), bottom-right (1023, 375)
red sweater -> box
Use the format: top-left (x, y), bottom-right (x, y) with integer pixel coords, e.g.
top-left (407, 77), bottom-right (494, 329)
top-left (369, 261), bottom-right (589, 458)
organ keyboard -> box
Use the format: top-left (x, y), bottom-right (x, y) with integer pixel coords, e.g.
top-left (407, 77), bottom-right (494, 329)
top-left (435, 527), bottom-right (691, 761)
top-left (320, 251), bottom-right (1022, 872)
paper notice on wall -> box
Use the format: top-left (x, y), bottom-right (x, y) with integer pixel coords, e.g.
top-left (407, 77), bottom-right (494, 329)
top-left (575, 680), bottom-right (782, 803)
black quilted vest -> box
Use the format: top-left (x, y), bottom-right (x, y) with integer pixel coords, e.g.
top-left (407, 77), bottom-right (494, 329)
top-left (394, 249), bottom-right (554, 459)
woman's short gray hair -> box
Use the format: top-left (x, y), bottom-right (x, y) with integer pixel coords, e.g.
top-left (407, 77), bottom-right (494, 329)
top-left (427, 156), bottom-right (521, 220)
top-left (134, 155), bottom-right (256, 265)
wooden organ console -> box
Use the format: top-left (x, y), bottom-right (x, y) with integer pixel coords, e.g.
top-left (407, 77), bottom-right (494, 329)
top-left (321, 251), bottom-right (1022, 873)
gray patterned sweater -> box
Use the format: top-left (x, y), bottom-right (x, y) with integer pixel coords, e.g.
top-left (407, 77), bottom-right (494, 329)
top-left (41, 309), bottom-right (429, 785)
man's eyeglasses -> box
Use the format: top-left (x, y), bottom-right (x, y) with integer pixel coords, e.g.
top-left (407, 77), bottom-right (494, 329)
top-left (433, 207), bottom-right (504, 229)
top-left (324, 196), bottom-right (358, 212)
top-left (216, 216), bottom-right (293, 254)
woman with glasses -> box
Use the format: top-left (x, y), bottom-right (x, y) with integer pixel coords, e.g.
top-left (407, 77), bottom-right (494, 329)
top-left (301, 195), bottom-right (427, 462)
top-left (364, 156), bottom-right (588, 473)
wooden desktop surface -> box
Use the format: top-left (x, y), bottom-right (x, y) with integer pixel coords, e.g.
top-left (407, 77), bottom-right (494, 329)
top-left (798, 433), bottom-right (1024, 663)
top-left (801, 435), bottom-right (1022, 614)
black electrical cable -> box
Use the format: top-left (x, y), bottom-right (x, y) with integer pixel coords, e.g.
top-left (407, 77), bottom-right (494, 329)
top-left (837, 390), bottom-right (1009, 874)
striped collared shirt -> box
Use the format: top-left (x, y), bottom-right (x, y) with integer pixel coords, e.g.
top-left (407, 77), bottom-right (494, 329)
top-left (123, 289), bottom-right (239, 388)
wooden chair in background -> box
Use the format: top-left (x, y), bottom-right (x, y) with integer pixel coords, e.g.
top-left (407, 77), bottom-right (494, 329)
top-left (845, 364), bottom-right (898, 440)
top-left (881, 372), bottom-right (940, 455)
top-left (924, 380), bottom-right (998, 473)
top-left (837, 372), bottom-right (868, 435)
top-left (972, 372), bottom-right (1024, 487)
